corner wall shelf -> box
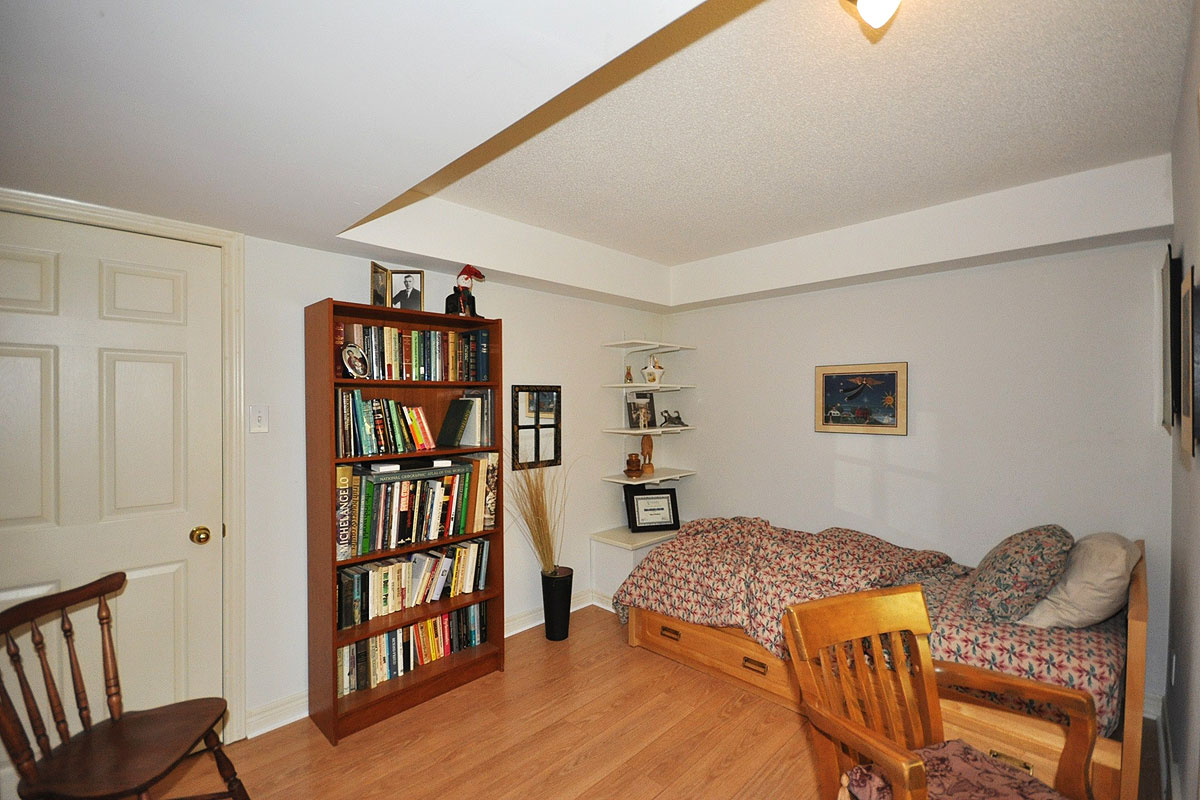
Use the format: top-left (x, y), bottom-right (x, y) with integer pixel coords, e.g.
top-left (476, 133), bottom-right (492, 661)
top-left (602, 426), bottom-right (694, 436)
top-left (600, 467), bottom-right (697, 485)
top-left (601, 340), bottom-right (696, 355)
top-left (601, 382), bottom-right (696, 392)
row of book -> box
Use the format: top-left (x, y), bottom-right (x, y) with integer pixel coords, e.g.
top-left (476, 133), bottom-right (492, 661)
top-left (335, 454), bottom-right (499, 560)
top-left (337, 537), bottom-right (490, 630)
top-left (337, 391), bottom-right (432, 457)
top-left (336, 321), bottom-right (490, 382)
top-left (336, 389), bottom-right (493, 458)
top-left (336, 602), bottom-right (488, 697)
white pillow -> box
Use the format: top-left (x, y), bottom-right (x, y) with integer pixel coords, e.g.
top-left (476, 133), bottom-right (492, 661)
top-left (1019, 532), bottom-right (1141, 629)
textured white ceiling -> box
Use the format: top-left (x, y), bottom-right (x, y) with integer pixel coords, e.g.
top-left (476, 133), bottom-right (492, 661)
top-left (0, 0), bottom-right (1191, 280)
top-left (436, 0), bottom-right (1193, 265)
top-left (0, 1), bottom-right (702, 266)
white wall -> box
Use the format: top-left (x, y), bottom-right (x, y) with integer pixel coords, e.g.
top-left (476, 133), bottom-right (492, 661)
top-left (241, 237), bottom-right (660, 728)
top-left (665, 242), bottom-right (1173, 704)
top-left (1168, 1), bottom-right (1200, 796)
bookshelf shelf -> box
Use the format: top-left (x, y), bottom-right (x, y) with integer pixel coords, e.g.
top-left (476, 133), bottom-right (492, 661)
top-left (305, 298), bottom-right (505, 745)
top-left (336, 642), bottom-right (503, 719)
top-left (333, 586), bottom-right (504, 649)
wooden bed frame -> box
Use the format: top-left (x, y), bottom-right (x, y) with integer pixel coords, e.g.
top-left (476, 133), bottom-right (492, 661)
top-left (626, 542), bottom-right (1148, 800)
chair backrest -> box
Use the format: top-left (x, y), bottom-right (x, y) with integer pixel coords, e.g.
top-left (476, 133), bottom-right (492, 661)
top-left (0, 572), bottom-right (126, 784)
top-left (782, 584), bottom-right (943, 776)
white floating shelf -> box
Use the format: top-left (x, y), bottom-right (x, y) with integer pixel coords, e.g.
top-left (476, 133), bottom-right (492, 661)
top-left (600, 467), bottom-right (697, 485)
top-left (601, 382), bottom-right (695, 392)
top-left (602, 426), bottom-right (695, 436)
top-left (591, 526), bottom-right (679, 551)
top-left (602, 339), bottom-right (696, 355)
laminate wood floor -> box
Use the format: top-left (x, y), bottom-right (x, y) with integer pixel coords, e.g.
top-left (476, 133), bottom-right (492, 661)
top-left (155, 605), bottom-right (1161, 800)
top-left (154, 606), bottom-right (821, 800)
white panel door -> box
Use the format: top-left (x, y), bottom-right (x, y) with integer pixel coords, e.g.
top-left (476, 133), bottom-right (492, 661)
top-left (0, 212), bottom-right (224, 728)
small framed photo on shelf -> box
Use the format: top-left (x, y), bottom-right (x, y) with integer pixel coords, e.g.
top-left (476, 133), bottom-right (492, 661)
top-left (390, 269), bottom-right (424, 311)
top-left (815, 361), bottom-right (908, 435)
top-left (370, 262), bottom-right (391, 306)
top-left (623, 485), bottom-right (680, 533)
top-left (341, 343), bottom-right (369, 379)
top-left (625, 391), bottom-right (656, 429)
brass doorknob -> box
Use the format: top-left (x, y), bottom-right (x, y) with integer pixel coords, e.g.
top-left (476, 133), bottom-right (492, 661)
top-left (189, 526), bottom-right (211, 545)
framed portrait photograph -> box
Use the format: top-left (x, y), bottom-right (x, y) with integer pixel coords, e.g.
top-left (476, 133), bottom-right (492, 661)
top-left (815, 362), bottom-right (908, 435)
top-left (370, 262), bottom-right (390, 307)
top-left (1195, 269), bottom-right (1200, 454)
top-left (1162, 245), bottom-right (1183, 431)
top-left (390, 269), bottom-right (425, 311)
top-left (341, 343), bottom-right (369, 379)
top-left (622, 484), bottom-right (680, 533)
top-left (625, 391), bottom-right (657, 430)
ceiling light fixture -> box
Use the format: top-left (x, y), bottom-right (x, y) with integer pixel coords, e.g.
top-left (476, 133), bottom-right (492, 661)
top-left (852, 0), bottom-right (901, 29)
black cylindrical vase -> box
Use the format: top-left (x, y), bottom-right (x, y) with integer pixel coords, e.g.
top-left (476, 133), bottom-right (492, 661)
top-left (541, 566), bottom-right (573, 641)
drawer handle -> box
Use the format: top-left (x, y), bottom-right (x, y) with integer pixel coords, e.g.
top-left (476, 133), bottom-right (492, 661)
top-left (659, 626), bottom-right (681, 641)
top-left (989, 750), bottom-right (1033, 775)
top-left (742, 657), bottom-right (768, 676)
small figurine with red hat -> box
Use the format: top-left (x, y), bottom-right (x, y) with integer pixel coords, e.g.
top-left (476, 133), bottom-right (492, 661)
top-left (446, 264), bottom-right (484, 317)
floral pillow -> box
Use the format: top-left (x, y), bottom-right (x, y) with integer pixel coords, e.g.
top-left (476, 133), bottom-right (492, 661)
top-left (964, 524), bottom-right (1073, 622)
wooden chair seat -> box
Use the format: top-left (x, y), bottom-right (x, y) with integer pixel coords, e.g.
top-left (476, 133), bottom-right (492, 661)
top-left (845, 738), bottom-right (1069, 800)
top-left (18, 698), bottom-right (227, 800)
top-left (1, 573), bottom-right (249, 800)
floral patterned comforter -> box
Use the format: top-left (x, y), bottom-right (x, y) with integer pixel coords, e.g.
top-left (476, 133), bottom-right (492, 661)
top-left (611, 517), bottom-right (1127, 736)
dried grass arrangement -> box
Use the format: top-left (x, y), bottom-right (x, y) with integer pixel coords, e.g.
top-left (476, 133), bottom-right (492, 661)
top-left (508, 464), bottom-right (569, 575)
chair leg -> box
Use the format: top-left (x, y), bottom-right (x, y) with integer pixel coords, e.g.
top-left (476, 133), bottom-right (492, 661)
top-left (203, 729), bottom-right (250, 800)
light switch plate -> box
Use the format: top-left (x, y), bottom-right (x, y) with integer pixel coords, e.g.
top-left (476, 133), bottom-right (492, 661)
top-left (249, 404), bottom-right (269, 433)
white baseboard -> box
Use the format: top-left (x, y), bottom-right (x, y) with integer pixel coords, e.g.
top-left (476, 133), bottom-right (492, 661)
top-left (589, 589), bottom-right (614, 609)
top-left (503, 590), bottom-right (594, 637)
top-left (245, 691), bottom-right (308, 739)
top-left (1145, 692), bottom-right (1163, 720)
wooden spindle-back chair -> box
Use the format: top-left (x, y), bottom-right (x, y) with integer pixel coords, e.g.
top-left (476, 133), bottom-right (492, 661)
top-left (0, 572), bottom-right (249, 800)
top-left (782, 584), bottom-right (1097, 800)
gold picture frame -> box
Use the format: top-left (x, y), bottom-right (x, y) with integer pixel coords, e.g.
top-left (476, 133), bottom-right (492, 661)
top-left (369, 262), bottom-right (390, 306)
top-left (815, 362), bottom-right (908, 435)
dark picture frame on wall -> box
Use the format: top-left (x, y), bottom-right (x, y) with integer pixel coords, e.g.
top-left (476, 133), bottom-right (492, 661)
top-left (622, 484), bottom-right (680, 533)
top-left (1182, 265), bottom-right (1194, 457)
top-left (1192, 264), bottom-right (1200, 456)
top-left (1162, 245), bottom-right (1184, 431)
top-left (511, 384), bottom-right (562, 469)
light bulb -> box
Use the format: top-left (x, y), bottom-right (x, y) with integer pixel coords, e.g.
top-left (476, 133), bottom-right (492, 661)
top-left (855, 0), bottom-right (901, 28)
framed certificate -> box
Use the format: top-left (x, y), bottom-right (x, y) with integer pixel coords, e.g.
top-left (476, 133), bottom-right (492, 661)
top-left (622, 485), bottom-right (680, 533)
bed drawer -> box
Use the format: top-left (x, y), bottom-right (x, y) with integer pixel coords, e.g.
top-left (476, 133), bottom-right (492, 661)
top-left (942, 699), bottom-right (1123, 800)
top-left (628, 607), bottom-right (801, 709)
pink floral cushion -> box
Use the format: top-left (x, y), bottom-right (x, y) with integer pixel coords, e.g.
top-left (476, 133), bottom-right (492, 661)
top-left (846, 739), bottom-right (1066, 800)
top-left (964, 525), bottom-right (1073, 622)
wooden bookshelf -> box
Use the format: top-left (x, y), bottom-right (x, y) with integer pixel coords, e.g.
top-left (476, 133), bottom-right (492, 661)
top-left (305, 298), bottom-right (504, 745)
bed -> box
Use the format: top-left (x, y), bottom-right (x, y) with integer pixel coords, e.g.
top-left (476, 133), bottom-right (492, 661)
top-left (612, 517), bottom-right (1147, 800)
